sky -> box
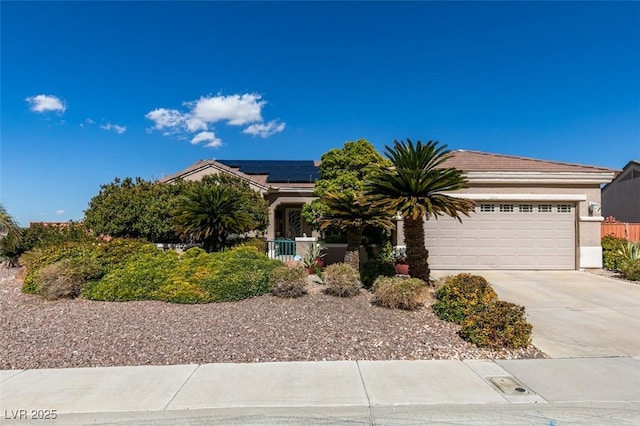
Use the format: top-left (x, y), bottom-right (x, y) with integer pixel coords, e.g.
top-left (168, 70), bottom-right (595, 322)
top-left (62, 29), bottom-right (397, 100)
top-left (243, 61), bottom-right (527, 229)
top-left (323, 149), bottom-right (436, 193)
top-left (1, 1), bottom-right (639, 226)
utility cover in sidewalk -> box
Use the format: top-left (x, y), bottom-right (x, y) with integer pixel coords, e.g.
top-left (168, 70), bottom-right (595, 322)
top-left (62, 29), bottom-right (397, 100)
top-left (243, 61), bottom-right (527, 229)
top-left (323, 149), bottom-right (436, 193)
top-left (488, 376), bottom-right (532, 396)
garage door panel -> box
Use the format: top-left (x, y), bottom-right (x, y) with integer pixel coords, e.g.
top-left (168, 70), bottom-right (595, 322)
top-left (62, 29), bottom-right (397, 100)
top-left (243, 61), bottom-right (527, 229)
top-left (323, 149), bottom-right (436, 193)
top-left (424, 204), bottom-right (575, 270)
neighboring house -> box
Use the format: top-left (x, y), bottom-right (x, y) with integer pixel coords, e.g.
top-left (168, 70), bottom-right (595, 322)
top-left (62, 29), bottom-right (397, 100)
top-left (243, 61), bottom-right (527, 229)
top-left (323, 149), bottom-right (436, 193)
top-left (601, 160), bottom-right (640, 223)
top-left (162, 151), bottom-right (617, 270)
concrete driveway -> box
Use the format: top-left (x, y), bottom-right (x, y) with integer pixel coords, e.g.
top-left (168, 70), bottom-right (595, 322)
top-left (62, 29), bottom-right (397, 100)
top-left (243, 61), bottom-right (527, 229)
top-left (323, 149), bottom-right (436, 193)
top-left (431, 270), bottom-right (640, 358)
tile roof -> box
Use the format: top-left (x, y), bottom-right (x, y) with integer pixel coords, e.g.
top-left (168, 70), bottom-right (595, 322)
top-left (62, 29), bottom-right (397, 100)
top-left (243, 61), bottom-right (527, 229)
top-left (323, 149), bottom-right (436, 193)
top-left (444, 150), bottom-right (617, 173)
top-left (161, 151), bottom-right (616, 187)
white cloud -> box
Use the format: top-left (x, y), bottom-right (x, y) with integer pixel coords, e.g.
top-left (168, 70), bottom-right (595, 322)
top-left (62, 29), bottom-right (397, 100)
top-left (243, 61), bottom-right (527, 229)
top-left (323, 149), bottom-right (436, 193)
top-left (80, 118), bottom-right (95, 128)
top-left (191, 131), bottom-right (222, 148)
top-left (185, 116), bottom-right (208, 132)
top-left (190, 93), bottom-right (265, 126)
top-left (101, 123), bottom-right (127, 134)
top-left (25, 94), bottom-right (66, 113)
top-left (145, 108), bottom-right (185, 130)
top-left (55, 209), bottom-right (65, 215)
top-left (243, 120), bottom-right (286, 138)
top-left (146, 93), bottom-right (285, 148)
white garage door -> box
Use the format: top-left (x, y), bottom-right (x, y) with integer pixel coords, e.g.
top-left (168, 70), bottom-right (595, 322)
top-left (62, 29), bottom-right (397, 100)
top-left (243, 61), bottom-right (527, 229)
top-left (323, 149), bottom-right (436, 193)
top-left (424, 202), bottom-right (576, 270)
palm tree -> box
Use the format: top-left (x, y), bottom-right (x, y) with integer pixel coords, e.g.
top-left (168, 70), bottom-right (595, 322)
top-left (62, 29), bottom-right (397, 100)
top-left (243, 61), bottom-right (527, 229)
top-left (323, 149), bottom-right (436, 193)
top-left (0, 203), bottom-right (23, 265)
top-left (367, 139), bottom-right (474, 282)
top-left (317, 191), bottom-right (395, 270)
top-left (171, 184), bottom-right (253, 252)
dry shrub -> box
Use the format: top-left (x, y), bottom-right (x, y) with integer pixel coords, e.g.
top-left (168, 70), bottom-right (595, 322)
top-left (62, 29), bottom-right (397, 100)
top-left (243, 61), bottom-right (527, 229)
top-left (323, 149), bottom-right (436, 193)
top-left (35, 257), bottom-right (103, 300)
top-left (269, 265), bottom-right (308, 298)
top-left (372, 276), bottom-right (429, 310)
top-left (323, 263), bottom-right (361, 297)
top-left (459, 301), bottom-right (532, 349)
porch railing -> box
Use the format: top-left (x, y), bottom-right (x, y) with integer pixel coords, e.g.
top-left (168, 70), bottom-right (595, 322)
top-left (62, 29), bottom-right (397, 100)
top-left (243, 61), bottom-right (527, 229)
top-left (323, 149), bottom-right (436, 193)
top-left (267, 239), bottom-right (297, 262)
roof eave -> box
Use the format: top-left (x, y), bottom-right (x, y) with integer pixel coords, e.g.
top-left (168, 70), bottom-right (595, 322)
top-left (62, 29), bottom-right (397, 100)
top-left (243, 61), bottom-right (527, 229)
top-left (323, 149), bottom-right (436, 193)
top-left (466, 171), bottom-right (617, 185)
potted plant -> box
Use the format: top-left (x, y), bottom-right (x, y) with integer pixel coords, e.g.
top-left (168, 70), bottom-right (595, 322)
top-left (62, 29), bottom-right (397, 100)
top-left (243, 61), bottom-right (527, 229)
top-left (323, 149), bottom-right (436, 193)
top-left (302, 242), bottom-right (326, 274)
top-left (393, 246), bottom-right (409, 275)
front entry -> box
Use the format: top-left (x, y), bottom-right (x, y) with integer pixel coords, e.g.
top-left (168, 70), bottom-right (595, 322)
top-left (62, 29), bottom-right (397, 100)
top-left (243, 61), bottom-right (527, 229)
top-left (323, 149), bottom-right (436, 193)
top-left (284, 207), bottom-right (302, 239)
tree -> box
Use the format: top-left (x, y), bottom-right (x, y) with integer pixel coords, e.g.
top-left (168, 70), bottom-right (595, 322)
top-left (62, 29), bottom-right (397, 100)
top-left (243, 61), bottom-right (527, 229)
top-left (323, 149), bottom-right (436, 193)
top-left (199, 174), bottom-right (269, 233)
top-left (171, 178), bottom-right (268, 252)
top-left (20, 222), bottom-right (94, 253)
top-left (0, 203), bottom-right (23, 265)
top-left (367, 139), bottom-right (474, 282)
top-left (317, 192), bottom-right (395, 270)
top-left (302, 139), bottom-right (390, 230)
top-left (84, 177), bottom-right (187, 242)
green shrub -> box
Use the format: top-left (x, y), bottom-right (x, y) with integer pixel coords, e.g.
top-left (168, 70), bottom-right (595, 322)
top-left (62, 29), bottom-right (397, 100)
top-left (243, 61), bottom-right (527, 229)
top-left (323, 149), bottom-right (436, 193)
top-left (269, 265), bottom-right (308, 298)
top-left (196, 247), bottom-right (281, 302)
top-left (21, 242), bottom-right (100, 294)
top-left (458, 301), bottom-right (532, 349)
top-left (35, 257), bottom-right (104, 299)
top-left (19, 222), bottom-right (95, 253)
top-left (432, 273), bottom-right (498, 324)
top-left (229, 236), bottom-right (267, 252)
top-left (602, 235), bottom-right (628, 270)
top-left (83, 245), bottom-right (281, 303)
top-left (82, 250), bottom-right (180, 301)
top-left (153, 278), bottom-right (209, 304)
top-left (323, 263), bottom-right (361, 297)
top-left (620, 260), bottom-right (640, 281)
top-left (21, 239), bottom-right (158, 295)
top-left (360, 258), bottom-right (396, 289)
top-left (93, 238), bottom-right (158, 272)
top-left (371, 276), bottom-right (428, 310)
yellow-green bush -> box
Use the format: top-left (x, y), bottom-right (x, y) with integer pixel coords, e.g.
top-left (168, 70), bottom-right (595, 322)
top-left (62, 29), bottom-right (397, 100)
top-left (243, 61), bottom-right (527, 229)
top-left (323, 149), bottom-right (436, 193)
top-left (269, 265), bottom-right (307, 298)
top-left (432, 273), bottom-right (498, 323)
top-left (458, 301), bottom-right (532, 349)
top-left (82, 250), bottom-right (179, 301)
top-left (602, 235), bottom-right (627, 270)
top-left (323, 263), bottom-right (361, 297)
top-left (620, 261), bottom-right (640, 281)
top-left (93, 238), bottom-right (158, 271)
top-left (82, 246), bottom-right (282, 303)
top-left (372, 276), bottom-right (428, 310)
top-left (21, 239), bottom-right (157, 295)
top-left (21, 242), bottom-right (100, 294)
top-left (154, 278), bottom-right (209, 304)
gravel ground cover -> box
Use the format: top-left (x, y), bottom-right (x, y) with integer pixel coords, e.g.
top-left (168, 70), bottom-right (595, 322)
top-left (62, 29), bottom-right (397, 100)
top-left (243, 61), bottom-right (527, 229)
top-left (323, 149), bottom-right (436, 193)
top-left (1, 268), bottom-right (545, 370)
top-left (586, 268), bottom-right (639, 285)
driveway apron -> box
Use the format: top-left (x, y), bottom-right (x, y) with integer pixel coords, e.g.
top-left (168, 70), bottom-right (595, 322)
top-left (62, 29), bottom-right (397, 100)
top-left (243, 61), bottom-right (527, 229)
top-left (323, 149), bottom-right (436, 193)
top-left (432, 270), bottom-right (640, 358)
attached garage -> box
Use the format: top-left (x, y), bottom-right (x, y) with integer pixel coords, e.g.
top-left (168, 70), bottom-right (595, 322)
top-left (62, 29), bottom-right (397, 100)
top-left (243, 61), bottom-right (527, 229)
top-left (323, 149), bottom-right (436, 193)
top-left (398, 150), bottom-right (620, 270)
top-left (425, 202), bottom-right (576, 270)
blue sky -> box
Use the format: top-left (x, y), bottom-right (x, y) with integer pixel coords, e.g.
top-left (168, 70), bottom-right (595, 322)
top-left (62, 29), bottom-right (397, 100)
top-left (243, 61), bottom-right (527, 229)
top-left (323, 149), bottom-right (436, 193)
top-left (2, 1), bottom-right (639, 226)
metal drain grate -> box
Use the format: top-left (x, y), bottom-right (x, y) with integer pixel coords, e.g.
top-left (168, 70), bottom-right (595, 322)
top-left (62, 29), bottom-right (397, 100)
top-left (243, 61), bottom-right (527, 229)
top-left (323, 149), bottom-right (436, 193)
top-left (488, 376), bottom-right (532, 396)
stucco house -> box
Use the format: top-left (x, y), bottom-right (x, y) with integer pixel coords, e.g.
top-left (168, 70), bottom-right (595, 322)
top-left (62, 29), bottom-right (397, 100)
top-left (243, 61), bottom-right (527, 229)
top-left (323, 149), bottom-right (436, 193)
top-left (601, 160), bottom-right (640, 223)
top-left (161, 151), bottom-right (616, 270)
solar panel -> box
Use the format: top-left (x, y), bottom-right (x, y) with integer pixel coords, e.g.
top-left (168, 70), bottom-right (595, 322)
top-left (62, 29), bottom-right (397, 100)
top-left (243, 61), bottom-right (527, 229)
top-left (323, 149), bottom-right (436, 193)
top-left (217, 160), bottom-right (319, 183)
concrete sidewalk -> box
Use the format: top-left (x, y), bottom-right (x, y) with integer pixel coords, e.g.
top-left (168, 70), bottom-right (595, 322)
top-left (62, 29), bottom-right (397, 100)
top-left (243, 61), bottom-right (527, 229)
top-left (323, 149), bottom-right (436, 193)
top-left (2, 358), bottom-right (640, 425)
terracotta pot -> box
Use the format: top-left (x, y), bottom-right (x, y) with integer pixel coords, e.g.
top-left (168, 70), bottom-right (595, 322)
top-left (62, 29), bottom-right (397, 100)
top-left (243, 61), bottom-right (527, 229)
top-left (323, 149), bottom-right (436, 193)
top-left (314, 259), bottom-right (325, 268)
top-left (395, 263), bottom-right (409, 275)
top-left (306, 267), bottom-right (315, 275)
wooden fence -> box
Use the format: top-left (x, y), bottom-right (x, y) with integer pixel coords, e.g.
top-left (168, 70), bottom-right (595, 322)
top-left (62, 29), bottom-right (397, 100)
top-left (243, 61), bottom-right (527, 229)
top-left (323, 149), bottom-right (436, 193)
top-left (601, 221), bottom-right (640, 242)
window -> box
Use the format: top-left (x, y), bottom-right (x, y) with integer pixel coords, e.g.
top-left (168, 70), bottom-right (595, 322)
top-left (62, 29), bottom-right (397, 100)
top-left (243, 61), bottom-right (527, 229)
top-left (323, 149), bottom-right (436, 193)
top-left (538, 204), bottom-right (552, 213)
top-left (519, 204), bottom-right (533, 213)
top-left (557, 204), bottom-right (572, 213)
top-left (480, 204), bottom-right (494, 212)
top-left (499, 204), bottom-right (514, 212)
